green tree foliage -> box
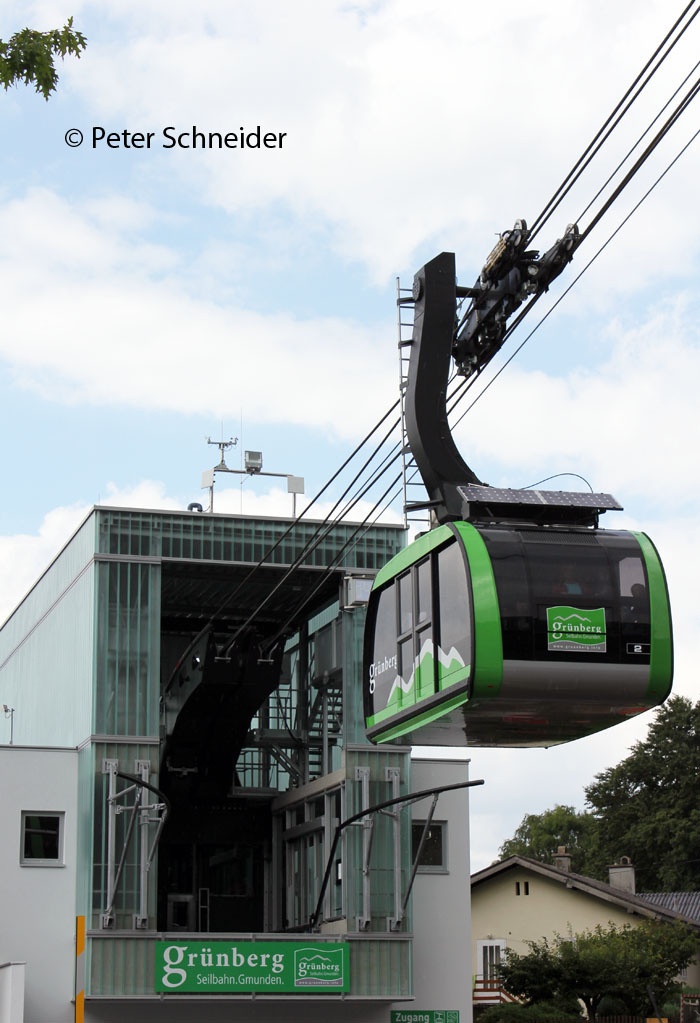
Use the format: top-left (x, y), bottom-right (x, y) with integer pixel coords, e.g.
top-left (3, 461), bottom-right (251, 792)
top-left (498, 921), bottom-right (697, 1022)
top-left (0, 17), bottom-right (86, 100)
top-left (478, 1000), bottom-right (582, 1023)
top-left (498, 935), bottom-right (569, 1007)
top-left (499, 804), bottom-right (598, 875)
top-left (498, 698), bottom-right (700, 890)
top-left (585, 696), bottom-right (700, 890)
top-left (498, 932), bottom-right (617, 1020)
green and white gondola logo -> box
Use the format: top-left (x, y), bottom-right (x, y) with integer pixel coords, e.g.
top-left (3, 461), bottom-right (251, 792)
top-left (293, 947), bottom-right (345, 987)
top-left (547, 606), bottom-right (606, 653)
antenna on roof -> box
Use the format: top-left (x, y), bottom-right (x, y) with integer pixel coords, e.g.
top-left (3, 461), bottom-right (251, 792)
top-left (200, 437), bottom-right (304, 515)
top-left (206, 435), bottom-right (238, 470)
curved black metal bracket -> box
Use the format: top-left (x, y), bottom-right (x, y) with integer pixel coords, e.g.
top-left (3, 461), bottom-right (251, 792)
top-left (309, 778), bottom-right (484, 930)
top-left (404, 235), bottom-right (619, 529)
top-left (405, 252), bottom-right (483, 522)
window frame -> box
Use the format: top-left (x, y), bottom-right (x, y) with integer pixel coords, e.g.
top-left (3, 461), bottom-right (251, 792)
top-left (411, 818), bottom-right (448, 874)
top-left (20, 810), bottom-right (66, 867)
top-left (396, 560), bottom-right (436, 686)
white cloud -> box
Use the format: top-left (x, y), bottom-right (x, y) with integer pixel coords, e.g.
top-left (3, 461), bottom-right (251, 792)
top-left (11, 0), bottom-right (696, 284)
top-left (99, 479), bottom-right (184, 511)
top-left (3, 182), bottom-right (698, 471)
top-left (0, 189), bottom-right (396, 435)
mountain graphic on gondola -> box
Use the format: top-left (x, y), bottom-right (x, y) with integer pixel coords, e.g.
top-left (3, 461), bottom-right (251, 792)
top-left (385, 640), bottom-right (467, 709)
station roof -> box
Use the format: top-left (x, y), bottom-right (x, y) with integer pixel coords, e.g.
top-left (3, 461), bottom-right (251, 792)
top-left (160, 556), bottom-right (344, 633)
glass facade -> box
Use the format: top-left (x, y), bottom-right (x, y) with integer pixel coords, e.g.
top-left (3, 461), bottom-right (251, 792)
top-left (96, 508), bottom-right (402, 570)
top-left (94, 560), bottom-right (161, 738)
top-left (0, 505), bottom-right (414, 1000)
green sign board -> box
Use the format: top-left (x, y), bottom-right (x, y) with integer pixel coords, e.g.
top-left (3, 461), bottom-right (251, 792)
top-left (546, 605), bottom-right (606, 652)
top-left (391, 1012), bottom-right (460, 1023)
top-left (155, 940), bottom-right (349, 994)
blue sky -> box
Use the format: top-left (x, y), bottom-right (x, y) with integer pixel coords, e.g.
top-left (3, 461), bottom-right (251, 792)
top-left (2, 0), bottom-right (700, 869)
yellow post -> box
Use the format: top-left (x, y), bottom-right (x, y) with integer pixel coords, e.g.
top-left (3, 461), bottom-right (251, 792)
top-left (75, 915), bottom-right (85, 1023)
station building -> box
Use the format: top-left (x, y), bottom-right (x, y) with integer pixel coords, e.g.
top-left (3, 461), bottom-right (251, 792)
top-left (0, 505), bottom-right (474, 1023)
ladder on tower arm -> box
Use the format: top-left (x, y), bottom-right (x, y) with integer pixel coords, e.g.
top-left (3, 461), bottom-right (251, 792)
top-left (396, 277), bottom-right (429, 532)
top-left (396, 273), bottom-right (474, 531)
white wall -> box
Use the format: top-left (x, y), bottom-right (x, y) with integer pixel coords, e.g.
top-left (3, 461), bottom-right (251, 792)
top-left (0, 746), bottom-right (78, 1023)
top-left (410, 756), bottom-right (473, 1023)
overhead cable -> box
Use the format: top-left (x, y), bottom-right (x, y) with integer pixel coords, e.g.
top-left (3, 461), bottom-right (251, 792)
top-left (449, 118), bottom-right (700, 430)
top-left (528, 0), bottom-right (700, 245)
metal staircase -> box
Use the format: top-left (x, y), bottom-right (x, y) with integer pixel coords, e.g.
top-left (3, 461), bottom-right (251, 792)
top-left (306, 668), bottom-right (343, 780)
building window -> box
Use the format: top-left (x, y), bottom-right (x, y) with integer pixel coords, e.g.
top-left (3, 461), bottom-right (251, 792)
top-left (411, 820), bottom-right (447, 872)
top-left (515, 879), bottom-right (530, 895)
top-left (20, 811), bottom-right (65, 866)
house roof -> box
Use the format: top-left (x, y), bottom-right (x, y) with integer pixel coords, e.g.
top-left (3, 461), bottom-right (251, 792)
top-left (471, 855), bottom-right (700, 929)
top-left (641, 892), bottom-right (700, 923)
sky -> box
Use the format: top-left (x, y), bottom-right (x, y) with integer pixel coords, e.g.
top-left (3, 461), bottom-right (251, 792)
top-left (1, 0), bottom-right (699, 872)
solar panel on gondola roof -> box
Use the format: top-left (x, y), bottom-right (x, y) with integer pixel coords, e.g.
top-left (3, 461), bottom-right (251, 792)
top-left (456, 484), bottom-right (622, 510)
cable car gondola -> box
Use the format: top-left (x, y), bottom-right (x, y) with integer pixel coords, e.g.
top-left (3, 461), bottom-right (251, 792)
top-left (363, 248), bottom-right (673, 747)
top-left (364, 516), bottom-right (672, 746)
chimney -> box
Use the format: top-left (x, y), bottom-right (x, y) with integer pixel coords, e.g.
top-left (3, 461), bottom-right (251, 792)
top-left (553, 846), bottom-right (572, 872)
top-left (608, 856), bottom-right (636, 894)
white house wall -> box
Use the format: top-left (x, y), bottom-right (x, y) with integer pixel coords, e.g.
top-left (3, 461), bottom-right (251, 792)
top-left (0, 746), bottom-right (78, 1023)
top-left (412, 756), bottom-right (473, 1023)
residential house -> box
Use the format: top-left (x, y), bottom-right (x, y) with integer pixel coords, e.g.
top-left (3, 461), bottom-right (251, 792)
top-left (471, 849), bottom-right (700, 1006)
